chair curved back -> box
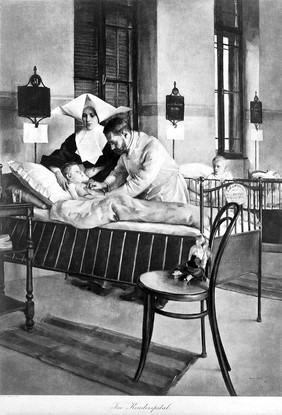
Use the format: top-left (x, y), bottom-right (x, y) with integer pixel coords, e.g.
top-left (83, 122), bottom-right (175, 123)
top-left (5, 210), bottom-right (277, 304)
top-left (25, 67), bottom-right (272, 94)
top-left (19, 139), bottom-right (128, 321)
top-left (207, 202), bottom-right (241, 291)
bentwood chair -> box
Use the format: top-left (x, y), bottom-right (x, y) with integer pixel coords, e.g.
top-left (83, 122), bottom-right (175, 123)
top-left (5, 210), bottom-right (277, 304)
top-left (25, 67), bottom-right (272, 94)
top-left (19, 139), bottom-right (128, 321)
top-left (133, 202), bottom-right (241, 396)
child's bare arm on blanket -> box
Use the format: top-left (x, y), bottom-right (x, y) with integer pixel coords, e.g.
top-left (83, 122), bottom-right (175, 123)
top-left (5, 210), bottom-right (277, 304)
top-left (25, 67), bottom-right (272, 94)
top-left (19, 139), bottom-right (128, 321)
top-left (67, 182), bottom-right (83, 199)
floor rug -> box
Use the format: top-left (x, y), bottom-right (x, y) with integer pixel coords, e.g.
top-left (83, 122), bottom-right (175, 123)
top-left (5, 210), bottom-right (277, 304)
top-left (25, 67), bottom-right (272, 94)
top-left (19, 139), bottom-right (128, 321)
top-left (0, 315), bottom-right (199, 395)
top-left (219, 273), bottom-right (282, 301)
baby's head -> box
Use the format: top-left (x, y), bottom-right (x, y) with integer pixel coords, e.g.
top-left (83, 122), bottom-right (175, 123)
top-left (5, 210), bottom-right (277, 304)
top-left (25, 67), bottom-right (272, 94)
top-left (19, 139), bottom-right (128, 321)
top-left (61, 162), bottom-right (89, 183)
top-left (211, 156), bottom-right (228, 177)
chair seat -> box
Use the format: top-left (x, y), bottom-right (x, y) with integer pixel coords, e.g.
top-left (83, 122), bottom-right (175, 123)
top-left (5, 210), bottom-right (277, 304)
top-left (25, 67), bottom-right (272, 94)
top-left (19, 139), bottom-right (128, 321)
top-left (139, 270), bottom-right (209, 302)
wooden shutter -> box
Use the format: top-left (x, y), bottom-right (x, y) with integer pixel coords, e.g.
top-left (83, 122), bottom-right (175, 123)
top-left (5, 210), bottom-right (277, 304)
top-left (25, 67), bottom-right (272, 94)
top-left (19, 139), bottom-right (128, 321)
top-left (74, 0), bottom-right (137, 125)
top-left (74, 0), bottom-right (100, 97)
top-left (104, 2), bottom-right (133, 108)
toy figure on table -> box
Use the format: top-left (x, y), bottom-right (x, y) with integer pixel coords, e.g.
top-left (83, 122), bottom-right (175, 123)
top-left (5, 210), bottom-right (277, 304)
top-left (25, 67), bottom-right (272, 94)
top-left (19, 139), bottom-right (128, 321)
top-left (172, 234), bottom-right (211, 283)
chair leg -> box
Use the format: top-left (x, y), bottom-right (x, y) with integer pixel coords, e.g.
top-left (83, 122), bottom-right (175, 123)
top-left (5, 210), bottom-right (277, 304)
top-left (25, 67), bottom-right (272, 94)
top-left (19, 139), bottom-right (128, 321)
top-left (209, 299), bottom-right (236, 396)
top-left (133, 292), bottom-right (155, 382)
top-left (209, 300), bottom-right (231, 372)
top-left (200, 300), bottom-right (207, 358)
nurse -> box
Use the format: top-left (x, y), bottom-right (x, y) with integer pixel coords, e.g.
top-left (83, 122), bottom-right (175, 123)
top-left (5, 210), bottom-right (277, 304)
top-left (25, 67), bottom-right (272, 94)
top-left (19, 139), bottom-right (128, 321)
top-left (41, 93), bottom-right (131, 190)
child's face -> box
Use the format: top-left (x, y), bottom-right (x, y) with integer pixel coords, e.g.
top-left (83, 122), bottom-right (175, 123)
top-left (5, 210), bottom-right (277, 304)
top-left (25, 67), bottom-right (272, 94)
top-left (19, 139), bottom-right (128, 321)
top-left (213, 160), bottom-right (226, 176)
top-left (67, 165), bottom-right (88, 183)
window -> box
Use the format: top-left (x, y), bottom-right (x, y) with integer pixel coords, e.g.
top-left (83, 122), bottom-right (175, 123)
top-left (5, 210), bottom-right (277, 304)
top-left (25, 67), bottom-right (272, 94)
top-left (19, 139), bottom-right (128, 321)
top-left (74, 0), bottom-right (138, 128)
top-left (214, 0), bottom-right (243, 158)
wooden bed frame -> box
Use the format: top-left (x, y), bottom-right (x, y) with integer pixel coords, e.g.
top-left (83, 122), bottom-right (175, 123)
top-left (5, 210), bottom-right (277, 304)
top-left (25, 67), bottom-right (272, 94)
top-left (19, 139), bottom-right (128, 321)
top-left (0, 171), bottom-right (263, 322)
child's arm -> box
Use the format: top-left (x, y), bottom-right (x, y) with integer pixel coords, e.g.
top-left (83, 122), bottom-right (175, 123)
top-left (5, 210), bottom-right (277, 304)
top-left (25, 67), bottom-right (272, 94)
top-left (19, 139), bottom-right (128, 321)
top-left (67, 183), bottom-right (80, 199)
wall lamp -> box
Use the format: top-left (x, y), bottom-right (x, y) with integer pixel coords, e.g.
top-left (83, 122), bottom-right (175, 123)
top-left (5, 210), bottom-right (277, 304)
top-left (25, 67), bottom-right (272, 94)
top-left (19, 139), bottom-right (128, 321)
top-left (17, 66), bottom-right (51, 128)
top-left (250, 91), bottom-right (263, 170)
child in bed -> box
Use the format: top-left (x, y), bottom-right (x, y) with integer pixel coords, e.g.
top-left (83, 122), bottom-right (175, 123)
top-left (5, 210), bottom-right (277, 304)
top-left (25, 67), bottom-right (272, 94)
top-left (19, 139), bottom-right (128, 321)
top-left (206, 156), bottom-right (233, 182)
top-left (61, 162), bottom-right (104, 199)
top-left (204, 156), bottom-right (233, 206)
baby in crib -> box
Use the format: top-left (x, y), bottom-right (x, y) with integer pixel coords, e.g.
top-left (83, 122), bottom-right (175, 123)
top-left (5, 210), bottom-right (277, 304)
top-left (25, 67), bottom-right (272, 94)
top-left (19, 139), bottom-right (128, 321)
top-left (206, 156), bottom-right (233, 182)
top-left (61, 162), bottom-right (104, 199)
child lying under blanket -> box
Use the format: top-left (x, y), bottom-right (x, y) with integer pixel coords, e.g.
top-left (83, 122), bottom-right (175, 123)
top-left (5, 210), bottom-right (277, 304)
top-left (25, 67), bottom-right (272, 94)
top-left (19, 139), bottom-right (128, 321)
top-left (50, 189), bottom-right (209, 230)
top-left (53, 163), bottom-right (210, 231)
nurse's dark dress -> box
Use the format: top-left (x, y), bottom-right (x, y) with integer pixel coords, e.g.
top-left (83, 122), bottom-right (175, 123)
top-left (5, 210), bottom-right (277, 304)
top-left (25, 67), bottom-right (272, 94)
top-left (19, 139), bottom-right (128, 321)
top-left (41, 133), bottom-right (119, 182)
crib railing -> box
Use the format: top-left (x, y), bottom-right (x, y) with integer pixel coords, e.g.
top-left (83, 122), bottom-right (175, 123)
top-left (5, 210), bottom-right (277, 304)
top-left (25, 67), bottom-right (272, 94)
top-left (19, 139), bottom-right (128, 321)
top-left (184, 177), bottom-right (264, 236)
top-left (259, 178), bottom-right (282, 209)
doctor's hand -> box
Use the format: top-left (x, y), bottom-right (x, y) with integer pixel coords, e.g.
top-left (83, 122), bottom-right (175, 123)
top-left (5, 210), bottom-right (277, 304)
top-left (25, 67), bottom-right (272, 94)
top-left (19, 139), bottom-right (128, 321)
top-left (87, 180), bottom-right (107, 192)
top-left (54, 171), bottom-right (69, 191)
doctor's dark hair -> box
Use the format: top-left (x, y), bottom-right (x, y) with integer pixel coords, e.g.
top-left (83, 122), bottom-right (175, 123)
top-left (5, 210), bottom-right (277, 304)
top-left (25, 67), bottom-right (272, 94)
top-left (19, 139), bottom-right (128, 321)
top-left (103, 117), bottom-right (131, 138)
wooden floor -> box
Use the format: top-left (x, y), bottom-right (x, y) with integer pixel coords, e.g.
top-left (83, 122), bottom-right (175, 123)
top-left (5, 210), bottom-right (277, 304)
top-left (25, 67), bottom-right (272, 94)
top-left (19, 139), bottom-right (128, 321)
top-left (219, 273), bottom-right (282, 301)
top-left (0, 314), bottom-right (199, 396)
top-left (262, 243), bottom-right (282, 253)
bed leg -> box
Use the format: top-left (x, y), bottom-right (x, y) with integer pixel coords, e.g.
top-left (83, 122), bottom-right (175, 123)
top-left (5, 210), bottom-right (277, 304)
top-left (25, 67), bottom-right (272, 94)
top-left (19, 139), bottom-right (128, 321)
top-left (257, 272), bottom-right (262, 323)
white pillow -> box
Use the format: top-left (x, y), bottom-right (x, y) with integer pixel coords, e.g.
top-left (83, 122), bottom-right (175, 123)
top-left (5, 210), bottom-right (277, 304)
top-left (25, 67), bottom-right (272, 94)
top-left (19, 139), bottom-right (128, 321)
top-left (180, 163), bottom-right (213, 178)
top-left (8, 160), bottom-right (71, 206)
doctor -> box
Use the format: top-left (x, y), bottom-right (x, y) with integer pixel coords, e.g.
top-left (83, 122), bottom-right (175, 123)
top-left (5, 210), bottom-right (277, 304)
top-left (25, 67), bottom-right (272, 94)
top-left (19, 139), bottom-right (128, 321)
top-left (90, 117), bottom-right (189, 305)
top-left (90, 117), bottom-right (189, 204)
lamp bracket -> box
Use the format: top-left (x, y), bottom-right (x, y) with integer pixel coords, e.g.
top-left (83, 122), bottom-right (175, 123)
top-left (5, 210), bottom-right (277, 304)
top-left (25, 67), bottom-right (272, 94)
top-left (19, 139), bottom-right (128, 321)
top-left (24, 66), bottom-right (47, 88)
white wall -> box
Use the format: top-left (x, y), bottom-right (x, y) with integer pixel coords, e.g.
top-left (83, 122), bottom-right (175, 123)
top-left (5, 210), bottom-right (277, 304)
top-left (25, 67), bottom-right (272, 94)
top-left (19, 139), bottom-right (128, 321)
top-left (243, 0), bottom-right (260, 173)
top-left (259, 0), bottom-right (282, 173)
top-left (156, 0), bottom-right (215, 167)
top-left (0, 0), bottom-right (74, 172)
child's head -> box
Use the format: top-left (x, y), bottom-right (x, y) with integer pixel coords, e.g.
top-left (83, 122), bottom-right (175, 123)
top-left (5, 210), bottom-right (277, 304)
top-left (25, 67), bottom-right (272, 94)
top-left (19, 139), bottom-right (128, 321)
top-left (61, 162), bottom-right (89, 183)
top-left (195, 234), bottom-right (207, 247)
top-left (211, 156), bottom-right (228, 177)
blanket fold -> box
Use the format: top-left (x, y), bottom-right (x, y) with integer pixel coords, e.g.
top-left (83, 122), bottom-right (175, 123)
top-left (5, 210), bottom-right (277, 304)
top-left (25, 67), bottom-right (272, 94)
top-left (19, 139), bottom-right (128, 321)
top-left (50, 193), bottom-right (203, 230)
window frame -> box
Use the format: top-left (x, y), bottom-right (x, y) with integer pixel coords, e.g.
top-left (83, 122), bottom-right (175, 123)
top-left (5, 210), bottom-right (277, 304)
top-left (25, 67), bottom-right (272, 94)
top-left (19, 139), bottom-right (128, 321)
top-left (214, 0), bottom-right (244, 159)
top-left (74, 0), bottom-right (138, 130)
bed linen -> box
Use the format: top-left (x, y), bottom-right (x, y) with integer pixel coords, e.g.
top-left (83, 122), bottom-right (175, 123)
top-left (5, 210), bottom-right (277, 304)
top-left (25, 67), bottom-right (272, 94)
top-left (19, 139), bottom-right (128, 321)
top-left (34, 207), bottom-right (201, 237)
top-left (49, 193), bottom-right (207, 230)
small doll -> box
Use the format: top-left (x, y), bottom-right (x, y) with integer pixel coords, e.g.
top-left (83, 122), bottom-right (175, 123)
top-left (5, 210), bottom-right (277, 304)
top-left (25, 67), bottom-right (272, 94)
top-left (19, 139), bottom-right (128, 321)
top-left (173, 234), bottom-right (211, 283)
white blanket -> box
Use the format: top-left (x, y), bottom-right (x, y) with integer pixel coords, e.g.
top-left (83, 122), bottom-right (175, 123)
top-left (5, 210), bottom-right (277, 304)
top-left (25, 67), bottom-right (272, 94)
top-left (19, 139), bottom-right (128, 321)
top-left (50, 193), bottom-right (205, 230)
